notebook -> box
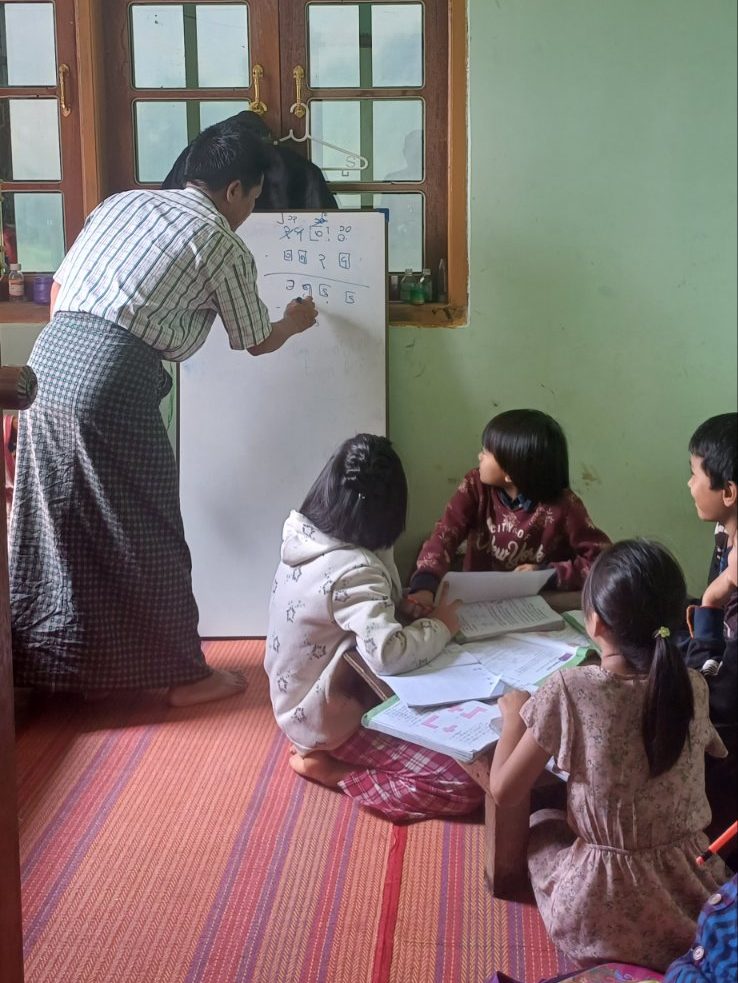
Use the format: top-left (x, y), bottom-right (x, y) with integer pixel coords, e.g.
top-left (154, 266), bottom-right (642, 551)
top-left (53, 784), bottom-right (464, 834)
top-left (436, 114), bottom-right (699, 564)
top-left (362, 697), bottom-right (502, 763)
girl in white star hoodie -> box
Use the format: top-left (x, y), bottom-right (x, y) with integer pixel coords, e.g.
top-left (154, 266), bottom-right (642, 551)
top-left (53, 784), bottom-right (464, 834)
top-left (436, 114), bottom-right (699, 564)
top-left (265, 434), bottom-right (484, 821)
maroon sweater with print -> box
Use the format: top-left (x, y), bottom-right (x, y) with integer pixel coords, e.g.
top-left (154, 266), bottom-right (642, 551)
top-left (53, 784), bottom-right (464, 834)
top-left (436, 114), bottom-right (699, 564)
top-left (409, 469), bottom-right (611, 593)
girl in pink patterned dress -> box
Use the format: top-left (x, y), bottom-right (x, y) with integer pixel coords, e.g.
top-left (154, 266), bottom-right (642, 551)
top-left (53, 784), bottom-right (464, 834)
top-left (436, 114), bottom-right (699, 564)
top-left (489, 540), bottom-right (731, 972)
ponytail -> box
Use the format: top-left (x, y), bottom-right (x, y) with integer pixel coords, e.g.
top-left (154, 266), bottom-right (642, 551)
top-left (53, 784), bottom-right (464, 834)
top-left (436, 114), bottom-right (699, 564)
top-left (583, 539), bottom-right (695, 779)
top-left (642, 634), bottom-right (694, 778)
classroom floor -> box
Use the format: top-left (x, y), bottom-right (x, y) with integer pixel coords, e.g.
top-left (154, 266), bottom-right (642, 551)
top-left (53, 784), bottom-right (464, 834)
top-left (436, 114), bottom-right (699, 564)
top-left (15, 640), bottom-right (572, 983)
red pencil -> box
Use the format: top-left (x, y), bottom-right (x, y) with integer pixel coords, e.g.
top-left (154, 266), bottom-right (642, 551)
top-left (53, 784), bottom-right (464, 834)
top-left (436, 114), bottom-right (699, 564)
top-left (695, 820), bottom-right (738, 865)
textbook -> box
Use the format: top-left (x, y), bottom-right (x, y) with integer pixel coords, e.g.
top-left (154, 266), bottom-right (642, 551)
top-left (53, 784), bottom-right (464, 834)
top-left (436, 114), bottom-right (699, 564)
top-left (455, 594), bottom-right (564, 642)
top-left (439, 569), bottom-right (554, 604)
top-left (362, 697), bottom-right (503, 763)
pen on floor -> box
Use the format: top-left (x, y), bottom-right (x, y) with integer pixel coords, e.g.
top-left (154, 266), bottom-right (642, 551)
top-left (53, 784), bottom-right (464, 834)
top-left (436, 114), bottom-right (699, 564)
top-left (695, 820), bottom-right (738, 865)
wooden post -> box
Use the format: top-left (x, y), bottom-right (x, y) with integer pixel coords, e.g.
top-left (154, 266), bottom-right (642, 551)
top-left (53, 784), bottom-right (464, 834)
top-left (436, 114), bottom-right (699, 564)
top-left (0, 364), bottom-right (37, 983)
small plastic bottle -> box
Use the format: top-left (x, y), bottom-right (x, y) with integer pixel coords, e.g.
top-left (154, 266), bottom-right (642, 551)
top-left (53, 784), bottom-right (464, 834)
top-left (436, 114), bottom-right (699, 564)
top-left (8, 263), bottom-right (25, 301)
top-left (410, 282), bottom-right (425, 305)
top-left (399, 268), bottom-right (415, 302)
top-left (420, 267), bottom-right (433, 302)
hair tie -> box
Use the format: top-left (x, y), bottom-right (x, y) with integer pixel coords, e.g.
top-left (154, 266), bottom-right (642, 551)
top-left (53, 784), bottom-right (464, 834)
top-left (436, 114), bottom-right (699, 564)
top-left (653, 626), bottom-right (671, 640)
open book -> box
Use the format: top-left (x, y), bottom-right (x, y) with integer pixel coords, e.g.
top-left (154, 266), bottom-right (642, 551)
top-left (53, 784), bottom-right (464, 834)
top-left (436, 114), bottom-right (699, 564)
top-left (437, 570), bottom-right (564, 642)
top-left (455, 594), bottom-right (564, 642)
top-left (362, 697), bottom-right (502, 763)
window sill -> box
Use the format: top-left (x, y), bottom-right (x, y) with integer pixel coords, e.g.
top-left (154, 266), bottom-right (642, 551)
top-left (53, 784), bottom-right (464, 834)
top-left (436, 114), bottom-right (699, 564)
top-left (389, 302), bottom-right (467, 328)
top-left (0, 303), bottom-right (50, 326)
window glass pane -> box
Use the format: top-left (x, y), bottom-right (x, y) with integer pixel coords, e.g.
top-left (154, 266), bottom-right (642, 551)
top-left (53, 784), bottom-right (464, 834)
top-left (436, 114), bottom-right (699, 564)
top-left (337, 192), bottom-right (423, 272)
top-left (308, 3), bottom-right (423, 88)
top-left (131, 5), bottom-right (186, 87)
top-left (134, 100), bottom-right (252, 182)
top-left (199, 100), bottom-right (250, 130)
top-left (310, 99), bottom-right (423, 183)
top-left (1, 192), bottom-right (65, 272)
top-left (131, 4), bottom-right (249, 89)
top-left (0, 99), bottom-right (61, 180)
top-left (196, 5), bottom-right (249, 87)
top-left (310, 100), bottom-right (362, 182)
top-left (308, 4), bottom-right (359, 88)
top-left (135, 101), bottom-right (188, 182)
top-left (373, 102), bottom-right (423, 181)
top-left (0, 3), bottom-right (56, 86)
top-left (371, 4), bottom-right (423, 87)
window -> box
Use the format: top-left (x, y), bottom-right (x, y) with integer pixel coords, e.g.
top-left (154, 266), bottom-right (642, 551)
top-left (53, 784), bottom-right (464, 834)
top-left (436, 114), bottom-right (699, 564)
top-left (0, 1), bottom-right (84, 275)
top-left (1, 0), bottom-right (466, 325)
top-left (103, 0), bottom-right (466, 324)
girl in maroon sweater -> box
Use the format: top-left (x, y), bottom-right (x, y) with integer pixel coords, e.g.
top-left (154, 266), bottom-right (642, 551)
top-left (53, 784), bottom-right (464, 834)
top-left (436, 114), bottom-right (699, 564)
top-left (405, 410), bottom-right (610, 613)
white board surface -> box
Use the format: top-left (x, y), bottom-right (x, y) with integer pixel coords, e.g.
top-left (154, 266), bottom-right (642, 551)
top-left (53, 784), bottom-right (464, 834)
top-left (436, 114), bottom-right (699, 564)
top-left (179, 211), bottom-right (387, 636)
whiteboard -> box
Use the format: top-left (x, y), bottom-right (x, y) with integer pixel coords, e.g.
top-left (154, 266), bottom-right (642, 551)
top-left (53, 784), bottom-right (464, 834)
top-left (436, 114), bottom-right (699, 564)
top-left (179, 211), bottom-right (387, 636)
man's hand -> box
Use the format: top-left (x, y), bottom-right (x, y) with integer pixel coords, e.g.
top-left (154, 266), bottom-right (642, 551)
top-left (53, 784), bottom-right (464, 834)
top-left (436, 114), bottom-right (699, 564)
top-left (514, 563), bottom-right (539, 573)
top-left (283, 297), bottom-right (318, 334)
top-left (248, 296), bottom-right (318, 354)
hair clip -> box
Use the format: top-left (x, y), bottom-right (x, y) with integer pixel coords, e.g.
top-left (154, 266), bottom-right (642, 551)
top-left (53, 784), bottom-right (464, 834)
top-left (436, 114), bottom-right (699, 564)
top-left (653, 626), bottom-right (671, 639)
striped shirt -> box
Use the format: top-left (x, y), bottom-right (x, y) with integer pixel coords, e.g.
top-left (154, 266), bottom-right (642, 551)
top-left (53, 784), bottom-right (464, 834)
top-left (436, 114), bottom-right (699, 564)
top-left (54, 188), bottom-right (272, 361)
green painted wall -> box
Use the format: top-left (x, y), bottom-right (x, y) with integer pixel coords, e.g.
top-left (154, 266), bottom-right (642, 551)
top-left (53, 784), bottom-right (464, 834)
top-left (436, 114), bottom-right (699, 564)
top-left (389, 0), bottom-right (737, 593)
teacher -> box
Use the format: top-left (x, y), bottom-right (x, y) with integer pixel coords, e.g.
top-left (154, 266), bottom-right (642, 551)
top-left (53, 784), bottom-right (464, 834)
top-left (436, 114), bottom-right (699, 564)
top-left (9, 126), bottom-right (317, 706)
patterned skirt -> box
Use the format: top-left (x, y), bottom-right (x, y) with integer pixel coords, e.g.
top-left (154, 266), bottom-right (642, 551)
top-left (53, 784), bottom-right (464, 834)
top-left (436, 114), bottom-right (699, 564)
top-left (9, 313), bottom-right (209, 691)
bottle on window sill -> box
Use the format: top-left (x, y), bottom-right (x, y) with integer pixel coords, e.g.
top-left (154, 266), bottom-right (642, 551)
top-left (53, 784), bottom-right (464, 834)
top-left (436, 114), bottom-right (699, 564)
top-left (410, 282), bottom-right (426, 305)
top-left (399, 268), bottom-right (416, 303)
top-left (8, 263), bottom-right (25, 301)
top-left (419, 267), bottom-right (433, 302)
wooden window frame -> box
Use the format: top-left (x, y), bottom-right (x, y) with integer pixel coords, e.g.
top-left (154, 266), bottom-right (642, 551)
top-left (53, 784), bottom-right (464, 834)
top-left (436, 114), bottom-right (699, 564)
top-left (1, 0), bottom-right (467, 328)
top-left (280, 0), bottom-right (466, 328)
top-left (0, 0), bottom-right (85, 267)
top-left (102, 0), bottom-right (281, 193)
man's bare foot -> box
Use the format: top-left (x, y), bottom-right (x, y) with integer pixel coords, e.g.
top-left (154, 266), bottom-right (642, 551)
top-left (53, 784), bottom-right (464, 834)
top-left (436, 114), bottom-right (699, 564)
top-left (168, 669), bottom-right (247, 707)
top-left (288, 750), bottom-right (355, 788)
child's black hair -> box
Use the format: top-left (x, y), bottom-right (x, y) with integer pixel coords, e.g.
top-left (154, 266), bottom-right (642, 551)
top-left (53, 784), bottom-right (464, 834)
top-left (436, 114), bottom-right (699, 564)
top-left (183, 125), bottom-right (272, 193)
top-left (688, 413), bottom-right (737, 490)
top-left (300, 434), bottom-right (407, 552)
top-left (482, 409), bottom-right (569, 503)
top-left (582, 539), bottom-right (694, 778)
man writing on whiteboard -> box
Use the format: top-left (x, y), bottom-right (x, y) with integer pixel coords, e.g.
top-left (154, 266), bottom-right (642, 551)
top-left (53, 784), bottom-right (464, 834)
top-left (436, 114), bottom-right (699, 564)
top-left (10, 127), bottom-right (317, 707)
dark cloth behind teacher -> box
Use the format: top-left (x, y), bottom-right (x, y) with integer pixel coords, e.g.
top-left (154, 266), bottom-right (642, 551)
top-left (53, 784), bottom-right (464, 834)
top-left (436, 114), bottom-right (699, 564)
top-left (162, 111), bottom-right (338, 211)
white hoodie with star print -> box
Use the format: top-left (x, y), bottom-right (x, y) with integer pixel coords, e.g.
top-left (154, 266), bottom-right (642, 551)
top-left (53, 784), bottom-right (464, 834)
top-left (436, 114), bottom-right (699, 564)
top-left (265, 510), bottom-right (451, 755)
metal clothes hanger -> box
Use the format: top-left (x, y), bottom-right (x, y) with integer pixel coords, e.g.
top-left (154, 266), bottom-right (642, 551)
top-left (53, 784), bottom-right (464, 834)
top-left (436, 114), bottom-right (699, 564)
top-left (277, 67), bottom-right (369, 173)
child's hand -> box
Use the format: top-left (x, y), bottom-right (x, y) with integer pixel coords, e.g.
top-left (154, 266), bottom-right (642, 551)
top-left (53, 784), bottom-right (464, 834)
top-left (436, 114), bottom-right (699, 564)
top-left (514, 564), bottom-right (539, 573)
top-left (727, 541), bottom-right (737, 588)
top-left (429, 583), bottom-right (462, 635)
top-left (498, 689), bottom-right (531, 719)
top-left (401, 590), bottom-right (435, 619)
top-left (702, 561), bottom-right (735, 609)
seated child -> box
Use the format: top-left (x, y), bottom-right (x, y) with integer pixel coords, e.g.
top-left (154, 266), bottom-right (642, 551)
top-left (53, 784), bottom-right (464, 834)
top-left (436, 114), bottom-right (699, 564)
top-left (489, 540), bottom-right (730, 971)
top-left (685, 413), bottom-right (737, 856)
top-left (664, 873), bottom-right (737, 983)
top-left (405, 409), bottom-right (610, 614)
top-left (265, 433), bottom-right (484, 822)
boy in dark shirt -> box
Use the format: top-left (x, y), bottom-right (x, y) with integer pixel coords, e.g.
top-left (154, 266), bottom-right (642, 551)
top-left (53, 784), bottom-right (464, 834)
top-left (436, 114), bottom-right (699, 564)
top-left (685, 413), bottom-right (737, 860)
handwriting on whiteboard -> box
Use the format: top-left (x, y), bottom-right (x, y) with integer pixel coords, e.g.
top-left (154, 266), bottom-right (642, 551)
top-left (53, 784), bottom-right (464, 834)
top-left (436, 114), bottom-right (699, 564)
top-left (263, 213), bottom-right (369, 306)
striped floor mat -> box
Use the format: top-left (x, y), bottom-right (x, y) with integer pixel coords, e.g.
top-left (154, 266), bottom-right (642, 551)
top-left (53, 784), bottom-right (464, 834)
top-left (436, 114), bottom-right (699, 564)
top-left (16, 640), bottom-right (572, 983)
